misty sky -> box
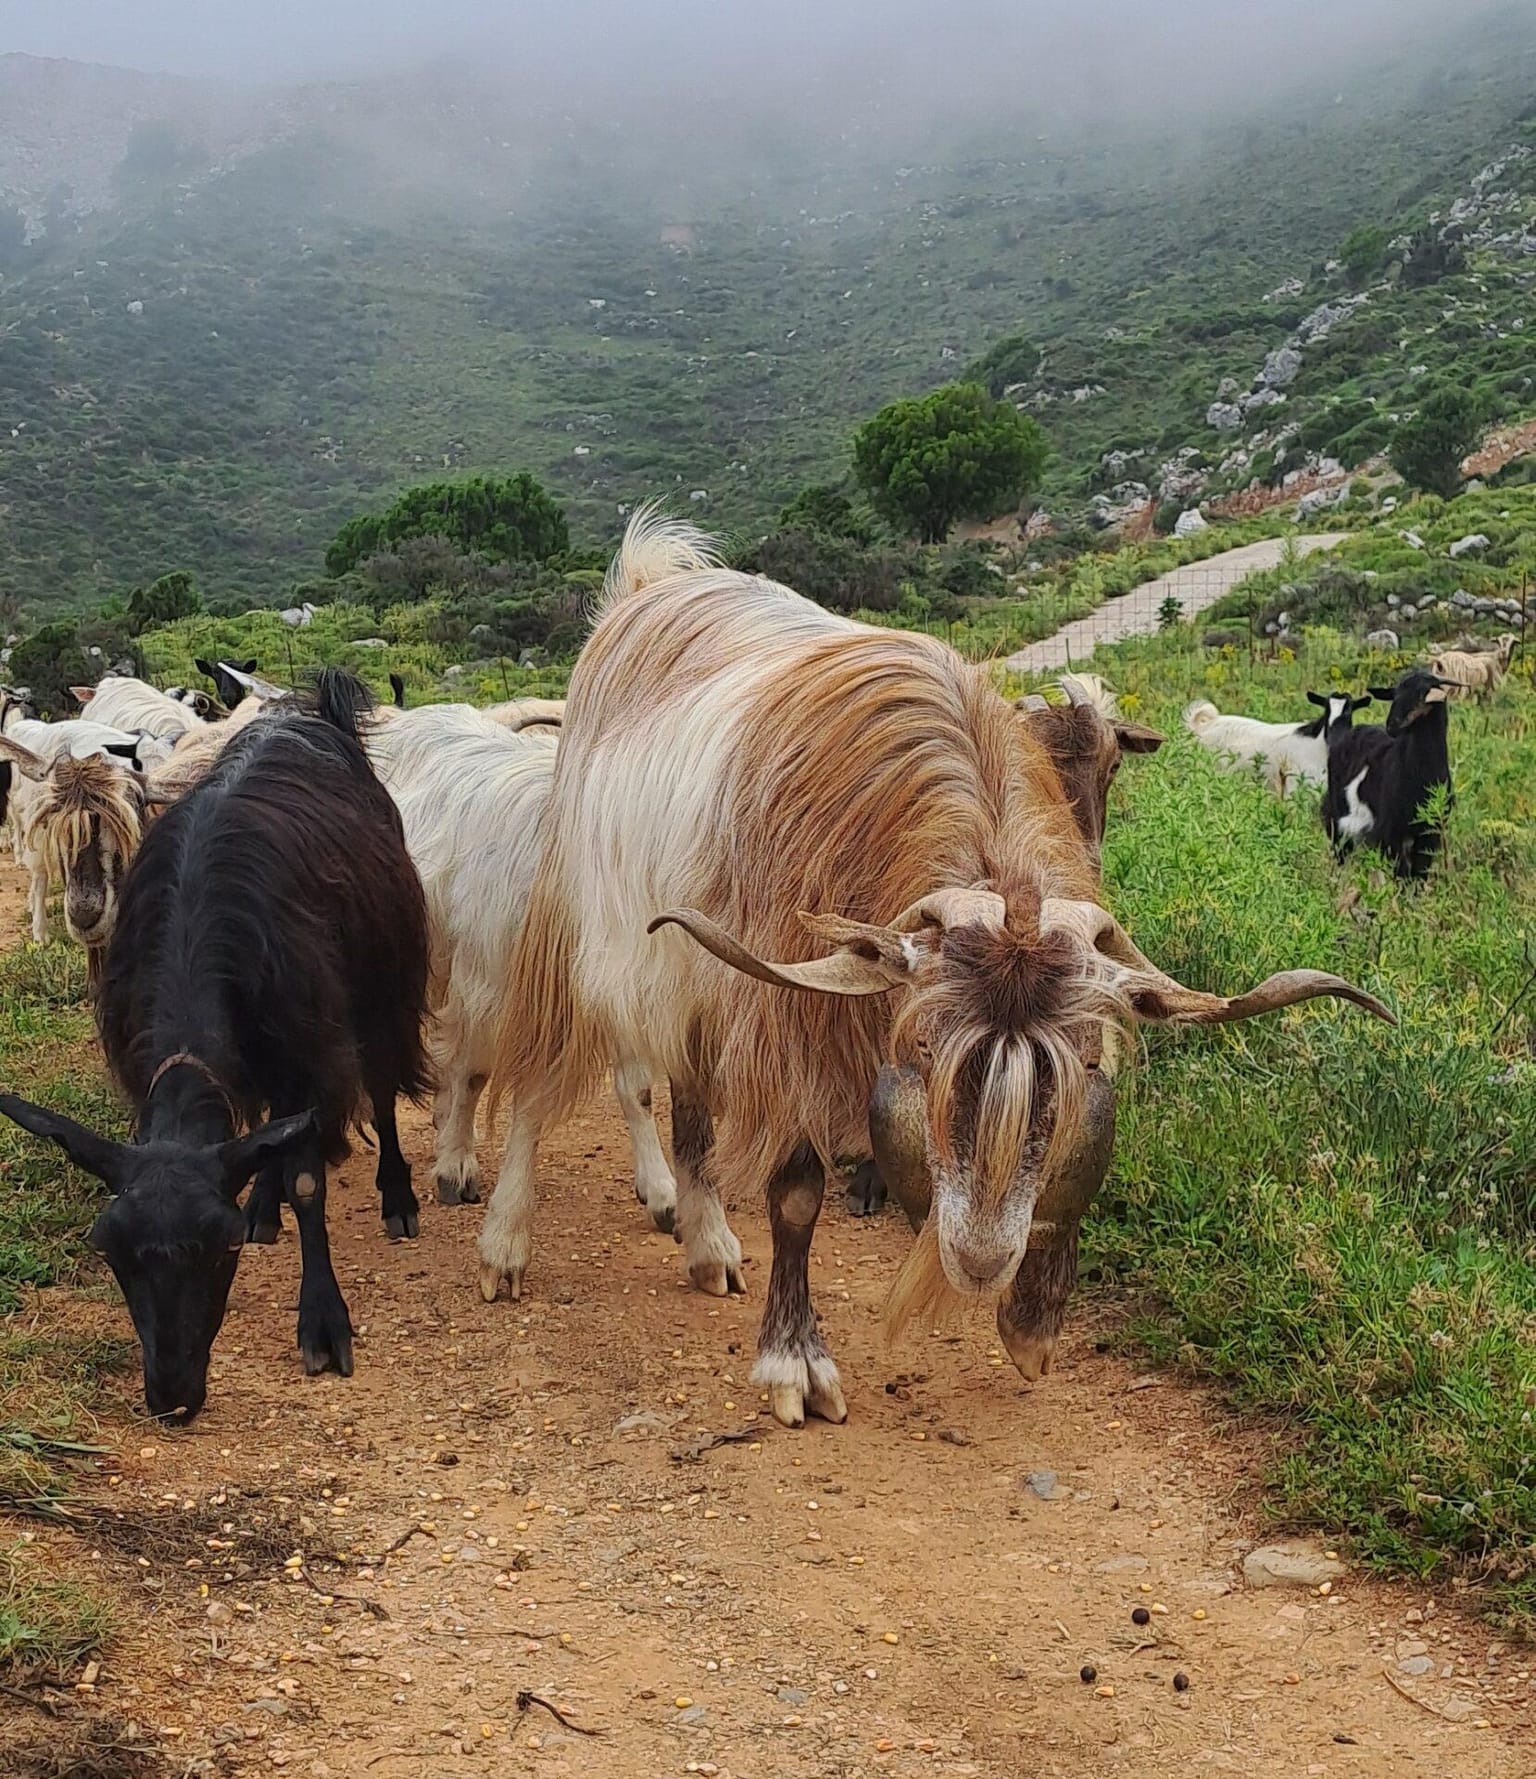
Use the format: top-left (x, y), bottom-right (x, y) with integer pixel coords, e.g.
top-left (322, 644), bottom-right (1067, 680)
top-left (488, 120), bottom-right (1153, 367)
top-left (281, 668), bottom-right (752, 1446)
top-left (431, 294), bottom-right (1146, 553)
top-left (0, 0), bottom-right (1502, 101)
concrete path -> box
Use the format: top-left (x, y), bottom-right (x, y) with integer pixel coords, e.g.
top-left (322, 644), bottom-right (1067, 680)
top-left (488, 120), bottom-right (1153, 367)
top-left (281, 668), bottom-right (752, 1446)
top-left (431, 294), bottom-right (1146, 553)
top-left (1003, 533), bottom-right (1341, 674)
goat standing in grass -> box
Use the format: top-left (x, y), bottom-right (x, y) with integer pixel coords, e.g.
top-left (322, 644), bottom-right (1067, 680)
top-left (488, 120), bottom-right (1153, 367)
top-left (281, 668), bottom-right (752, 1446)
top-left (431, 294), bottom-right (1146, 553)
top-left (1184, 691), bottom-right (1364, 797)
top-left (1427, 634), bottom-right (1518, 702)
top-left (0, 670), bottom-right (430, 1420)
top-left (1323, 668), bottom-right (1454, 881)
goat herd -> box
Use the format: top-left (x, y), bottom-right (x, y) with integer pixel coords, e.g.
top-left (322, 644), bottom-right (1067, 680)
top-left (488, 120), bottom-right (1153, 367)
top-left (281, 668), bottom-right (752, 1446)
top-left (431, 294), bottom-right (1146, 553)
top-left (2, 513), bottom-right (1453, 1430)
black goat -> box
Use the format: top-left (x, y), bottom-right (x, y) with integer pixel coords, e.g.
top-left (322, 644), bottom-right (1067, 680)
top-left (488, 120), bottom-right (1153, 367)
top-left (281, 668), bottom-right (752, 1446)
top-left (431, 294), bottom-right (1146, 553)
top-left (0, 669), bottom-right (431, 1421)
top-left (1322, 668), bottom-right (1454, 880)
top-left (196, 656), bottom-right (259, 712)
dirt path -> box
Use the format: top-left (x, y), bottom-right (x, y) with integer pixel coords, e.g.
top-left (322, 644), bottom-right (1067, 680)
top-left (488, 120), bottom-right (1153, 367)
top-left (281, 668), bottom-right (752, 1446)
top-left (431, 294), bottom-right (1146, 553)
top-left (2, 842), bottom-right (1532, 1779)
top-left (6, 1103), bottom-right (1532, 1776)
top-left (1004, 535), bottom-right (1341, 675)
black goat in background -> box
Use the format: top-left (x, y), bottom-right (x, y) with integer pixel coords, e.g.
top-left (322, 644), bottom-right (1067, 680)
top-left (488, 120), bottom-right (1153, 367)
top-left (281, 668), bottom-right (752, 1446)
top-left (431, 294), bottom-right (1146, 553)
top-left (1322, 668), bottom-right (1454, 881)
top-left (0, 668), bottom-right (431, 1421)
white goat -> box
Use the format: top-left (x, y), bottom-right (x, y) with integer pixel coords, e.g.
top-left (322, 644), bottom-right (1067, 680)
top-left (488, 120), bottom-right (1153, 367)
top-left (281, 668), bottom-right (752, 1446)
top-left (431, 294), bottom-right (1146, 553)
top-left (1183, 694), bottom-right (1355, 797)
top-left (363, 702), bottom-right (674, 1230)
top-left (1427, 634), bottom-right (1518, 702)
top-left (74, 675), bottom-right (208, 741)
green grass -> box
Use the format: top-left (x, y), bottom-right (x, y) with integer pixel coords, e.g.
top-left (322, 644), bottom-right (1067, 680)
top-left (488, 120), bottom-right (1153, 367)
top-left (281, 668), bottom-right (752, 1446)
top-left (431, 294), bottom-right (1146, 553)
top-left (0, 941), bottom-right (130, 1673)
top-left (1033, 623), bottom-right (1536, 1625)
top-left (0, 1544), bottom-right (113, 1677)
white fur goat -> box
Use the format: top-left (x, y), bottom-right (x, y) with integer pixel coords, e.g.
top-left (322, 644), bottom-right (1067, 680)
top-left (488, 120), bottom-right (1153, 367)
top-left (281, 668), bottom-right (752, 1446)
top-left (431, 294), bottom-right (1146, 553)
top-left (363, 701), bottom-right (673, 1231)
top-left (1183, 693), bottom-right (1360, 797)
top-left (74, 675), bottom-right (209, 741)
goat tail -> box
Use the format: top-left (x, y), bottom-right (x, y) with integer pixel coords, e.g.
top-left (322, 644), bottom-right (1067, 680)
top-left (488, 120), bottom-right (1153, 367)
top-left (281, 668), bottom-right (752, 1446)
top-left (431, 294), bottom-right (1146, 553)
top-left (487, 868), bottom-right (604, 1133)
top-left (598, 502), bottom-right (722, 617)
top-left (1182, 698), bottom-right (1219, 734)
top-left (309, 668), bottom-right (376, 745)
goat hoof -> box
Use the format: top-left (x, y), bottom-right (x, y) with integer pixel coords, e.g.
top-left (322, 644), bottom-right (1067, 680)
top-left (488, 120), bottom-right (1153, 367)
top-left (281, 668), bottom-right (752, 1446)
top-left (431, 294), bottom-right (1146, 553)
top-left (648, 1201), bottom-right (677, 1237)
top-left (458, 1179), bottom-right (481, 1204)
top-left (299, 1313), bottom-right (354, 1378)
top-left (768, 1383), bottom-right (806, 1428)
top-left (436, 1174), bottom-right (481, 1206)
top-left (385, 1211), bottom-right (419, 1240)
top-left (478, 1263), bottom-right (524, 1303)
top-left (245, 1221), bottom-right (280, 1247)
top-left (688, 1258), bottom-right (745, 1296)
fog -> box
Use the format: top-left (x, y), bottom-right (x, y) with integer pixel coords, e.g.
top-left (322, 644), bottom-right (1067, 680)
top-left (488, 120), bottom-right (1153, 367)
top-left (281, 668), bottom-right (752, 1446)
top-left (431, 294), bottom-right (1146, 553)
top-left (0, 0), bottom-right (1519, 129)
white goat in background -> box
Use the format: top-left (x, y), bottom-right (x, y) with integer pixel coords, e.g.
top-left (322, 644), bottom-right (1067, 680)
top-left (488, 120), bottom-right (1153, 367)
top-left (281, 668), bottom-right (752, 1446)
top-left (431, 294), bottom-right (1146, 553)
top-left (1183, 692), bottom-right (1363, 798)
top-left (73, 675), bottom-right (208, 741)
top-left (365, 702), bottom-right (674, 1234)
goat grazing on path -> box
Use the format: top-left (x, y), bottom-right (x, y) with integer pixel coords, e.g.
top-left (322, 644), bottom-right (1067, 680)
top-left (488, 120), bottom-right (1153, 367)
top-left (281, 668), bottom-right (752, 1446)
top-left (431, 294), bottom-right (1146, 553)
top-left (1323, 668), bottom-right (1454, 880)
top-left (364, 700), bottom-right (675, 1233)
top-left (1184, 691), bottom-right (1364, 797)
top-left (0, 670), bottom-right (431, 1420)
top-left (487, 512), bottom-right (1393, 1428)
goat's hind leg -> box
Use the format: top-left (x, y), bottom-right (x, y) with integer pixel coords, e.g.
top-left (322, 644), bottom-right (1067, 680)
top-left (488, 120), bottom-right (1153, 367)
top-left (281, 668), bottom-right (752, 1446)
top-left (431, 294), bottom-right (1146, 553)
top-left (372, 1085), bottom-right (419, 1240)
top-left (434, 1065), bottom-right (486, 1205)
top-left (754, 1139), bottom-right (845, 1428)
top-left (613, 1054), bottom-right (676, 1234)
top-left (670, 1082), bottom-right (743, 1296)
top-left (477, 1105), bottom-right (540, 1302)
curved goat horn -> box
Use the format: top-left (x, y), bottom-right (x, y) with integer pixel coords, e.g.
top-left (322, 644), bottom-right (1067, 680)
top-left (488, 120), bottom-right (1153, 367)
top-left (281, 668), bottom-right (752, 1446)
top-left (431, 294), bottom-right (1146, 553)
top-left (1039, 898), bottom-right (1397, 1026)
top-left (648, 908), bottom-right (910, 996)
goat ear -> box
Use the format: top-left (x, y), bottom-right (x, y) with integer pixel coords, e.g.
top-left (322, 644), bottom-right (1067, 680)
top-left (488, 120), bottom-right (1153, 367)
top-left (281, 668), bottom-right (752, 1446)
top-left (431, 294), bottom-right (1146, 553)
top-left (0, 735), bottom-right (49, 782)
top-left (1306, 691), bottom-right (1328, 708)
top-left (216, 1110), bottom-right (318, 1195)
top-left (1350, 696), bottom-right (1373, 712)
top-left (1368, 686), bottom-right (1394, 702)
top-left (194, 658), bottom-right (215, 681)
top-left (0, 1092), bottom-right (130, 1190)
top-left (102, 742), bottom-right (138, 762)
top-left (1113, 720), bottom-right (1164, 754)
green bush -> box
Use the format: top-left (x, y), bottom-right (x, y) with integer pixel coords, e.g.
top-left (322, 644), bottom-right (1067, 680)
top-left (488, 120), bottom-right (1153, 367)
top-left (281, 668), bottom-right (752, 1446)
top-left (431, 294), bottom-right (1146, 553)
top-left (325, 474), bottom-right (570, 578)
top-left (852, 383), bottom-right (1050, 544)
top-left (1389, 385), bottom-right (1483, 499)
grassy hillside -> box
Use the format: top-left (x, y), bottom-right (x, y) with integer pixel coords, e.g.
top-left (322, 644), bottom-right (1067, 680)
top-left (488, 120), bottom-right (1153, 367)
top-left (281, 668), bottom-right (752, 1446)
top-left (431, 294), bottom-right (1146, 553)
top-left (2, 14), bottom-right (1536, 614)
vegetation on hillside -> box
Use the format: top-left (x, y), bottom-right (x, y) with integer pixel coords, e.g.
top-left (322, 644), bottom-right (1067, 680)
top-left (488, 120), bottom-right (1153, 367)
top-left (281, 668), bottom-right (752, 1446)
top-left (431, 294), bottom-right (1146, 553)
top-left (1030, 627), bottom-right (1536, 1627)
top-left (0, 13), bottom-right (1534, 613)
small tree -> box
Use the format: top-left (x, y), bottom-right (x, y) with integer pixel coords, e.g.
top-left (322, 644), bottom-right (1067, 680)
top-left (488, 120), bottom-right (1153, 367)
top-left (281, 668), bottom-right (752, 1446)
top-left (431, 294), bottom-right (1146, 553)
top-left (852, 383), bottom-right (1050, 544)
top-left (7, 621), bottom-right (95, 718)
top-left (964, 332), bottom-right (1042, 398)
top-left (777, 484), bottom-right (871, 544)
top-left (325, 473), bottom-right (569, 578)
top-left (1389, 386), bottom-right (1482, 500)
top-left (1339, 224), bottom-right (1387, 289)
top-left (126, 570), bottom-right (202, 634)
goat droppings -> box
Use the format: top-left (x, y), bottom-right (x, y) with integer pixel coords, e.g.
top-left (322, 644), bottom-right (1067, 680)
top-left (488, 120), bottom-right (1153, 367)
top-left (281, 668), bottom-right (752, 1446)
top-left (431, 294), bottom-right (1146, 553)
top-left (1079, 1665), bottom-right (1097, 1685)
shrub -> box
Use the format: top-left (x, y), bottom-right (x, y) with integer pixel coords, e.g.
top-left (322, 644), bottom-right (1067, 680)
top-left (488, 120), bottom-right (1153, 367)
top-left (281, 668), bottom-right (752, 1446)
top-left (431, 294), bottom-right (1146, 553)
top-left (964, 332), bottom-right (1042, 398)
top-left (325, 474), bottom-right (569, 578)
top-left (1389, 385), bottom-right (1483, 499)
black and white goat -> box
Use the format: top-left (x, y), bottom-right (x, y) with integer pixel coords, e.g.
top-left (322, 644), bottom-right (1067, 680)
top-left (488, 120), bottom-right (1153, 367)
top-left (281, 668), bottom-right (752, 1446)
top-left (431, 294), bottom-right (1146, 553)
top-left (0, 670), bottom-right (431, 1420)
top-left (1185, 690), bottom-right (1365, 797)
top-left (1322, 668), bottom-right (1453, 881)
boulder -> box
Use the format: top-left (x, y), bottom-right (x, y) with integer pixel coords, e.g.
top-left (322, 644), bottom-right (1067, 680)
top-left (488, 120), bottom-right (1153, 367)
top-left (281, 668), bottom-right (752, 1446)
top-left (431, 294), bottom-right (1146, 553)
top-left (1449, 533), bottom-right (1490, 558)
top-left (1365, 629), bottom-right (1399, 649)
top-left (1174, 508), bottom-right (1209, 537)
top-left (1296, 485), bottom-right (1346, 520)
top-left (1401, 529), bottom-right (1426, 550)
top-left (1241, 387), bottom-right (1285, 416)
top-left (1261, 345), bottom-right (1303, 388)
top-left (1241, 1540), bottom-right (1347, 1590)
top-left (1207, 402), bottom-right (1244, 433)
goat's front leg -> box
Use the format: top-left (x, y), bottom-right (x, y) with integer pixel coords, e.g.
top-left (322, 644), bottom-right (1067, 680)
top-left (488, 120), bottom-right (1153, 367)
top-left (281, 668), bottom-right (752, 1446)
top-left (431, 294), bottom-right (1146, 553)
top-left (754, 1139), bottom-right (845, 1428)
top-left (286, 1145), bottom-right (354, 1377)
top-left (372, 1084), bottom-right (419, 1240)
top-left (613, 1055), bottom-right (676, 1234)
top-left (26, 855), bottom-right (47, 945)
top-left (477, 1106), bottom-right (540, 1301)
top-left (669, 1082), bottom-right (743, 1296)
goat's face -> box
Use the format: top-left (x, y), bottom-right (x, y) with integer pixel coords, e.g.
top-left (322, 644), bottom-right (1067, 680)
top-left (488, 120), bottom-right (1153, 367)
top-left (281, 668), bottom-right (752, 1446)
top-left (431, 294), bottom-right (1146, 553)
top-left (0, 1095), bottom-right (316, 1422)
top-left (1018, 698), bottom-right (1163, 854)
top-left (653, 891), bottom-right (1393, 1362)
top-left (1370, 669), bottom-right (1452, 736)
top-left (39, 757), bottom-right (145, 952)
